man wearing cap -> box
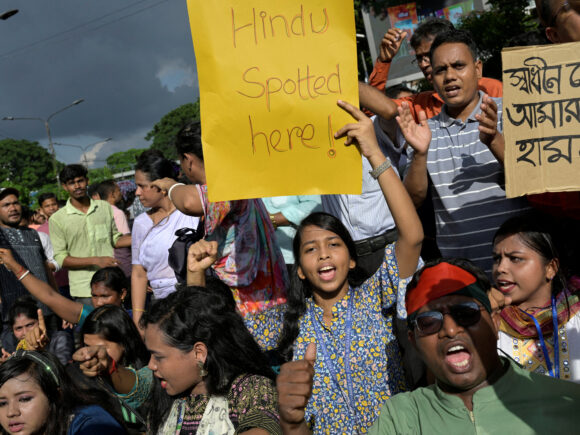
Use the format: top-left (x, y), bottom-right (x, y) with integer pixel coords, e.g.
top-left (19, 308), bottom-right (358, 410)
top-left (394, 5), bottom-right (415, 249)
top-left (367, 259), bottom-right (580, 434)
top-left (0, 187), bottom-right (55, 347)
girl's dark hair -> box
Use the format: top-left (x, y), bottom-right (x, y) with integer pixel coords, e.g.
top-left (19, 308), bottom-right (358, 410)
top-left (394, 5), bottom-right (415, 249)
top-left (140, 282), bottom-right (274, 433)
top-left (406, 257), bottom-right (492, 295)
top-left (90, 266), bottom-right (127, 295)
top-left (175, 120), bottom-right (204, 162)
top-left (493, 214), bottom-right (566, 296)
top-left (81, 305), bottom-right (149, 369)
top-left (0, 351), bottom-right (124, 435)
top-left (277, 212), bottom-right (366, 361)
top-left (8, 296), bottom-right (38, 326)
top-left (135, 149), bottom-right (177, 182)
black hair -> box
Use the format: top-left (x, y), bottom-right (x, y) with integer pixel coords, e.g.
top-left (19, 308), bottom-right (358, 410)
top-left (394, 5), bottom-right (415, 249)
top-left (493, 214), bottom-right (566, 297)
top-left (8, 296), bottom-right (38, 327)
top-left (37, 192), bottom-right (56, 208)
top-left (410, 17), bottom-right (454, 50)
top-left (95, 180), bottom-right (118, 201)
top-left (385, 84), bottom-right (414, 99)
top-left (81, 305), bottom-right (149, 369)
top-left (175, 120), bottom-right (204, 162)
top-left (407, 257), bottom-right (492, 296)
top-left (429, 29), bottom-right (479, 63)
top-left (277, 212), bottom-right (366, 361)
top-left (19, 205), bottom-right (32, 222)
top-left (140, 283), bottom-right (275, 433)
top-left (59, 164), bottom-right (87, 184)
top-left (0, 351), bottom-right (125, 435)
top-left (135, 149), bottom-right (177, 182)
top-left (90, 266), bottom-right (127, 295)
top-left (538, 0), bottom-right (555, 26)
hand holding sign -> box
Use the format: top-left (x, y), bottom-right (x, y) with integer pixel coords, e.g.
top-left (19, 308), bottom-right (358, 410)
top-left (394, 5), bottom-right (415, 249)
top-left (277, 343), bottom-right (316, 433)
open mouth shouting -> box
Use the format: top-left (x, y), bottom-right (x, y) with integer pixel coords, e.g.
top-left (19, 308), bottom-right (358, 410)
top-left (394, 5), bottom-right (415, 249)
top-left (444, 84), bottom-right (461, 98)
top-left (496, 280), bottom-right (516, 294)
top-left (444, 342), bottom-right (472, 373)
top-left (318, 264), bottom-right (336, 282)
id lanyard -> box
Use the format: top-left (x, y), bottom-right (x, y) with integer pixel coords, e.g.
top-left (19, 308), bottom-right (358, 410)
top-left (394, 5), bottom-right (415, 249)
top-left (519, 294), bottom-right (559, 378)
top-left (309, 293), bottom-right (361, 428)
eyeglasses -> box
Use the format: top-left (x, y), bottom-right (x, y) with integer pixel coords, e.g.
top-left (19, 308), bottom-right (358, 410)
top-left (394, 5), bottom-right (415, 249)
top-left (411, 301), bottom-right (485, 335)
top-left (550, 1), bottom-right (580, 26)
top-left (411, 53), bottom-right (430, 65)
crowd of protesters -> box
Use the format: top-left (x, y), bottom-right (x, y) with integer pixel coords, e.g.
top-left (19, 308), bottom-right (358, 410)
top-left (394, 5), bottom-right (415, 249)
top-left (0, 3), bottom-right (579, 434)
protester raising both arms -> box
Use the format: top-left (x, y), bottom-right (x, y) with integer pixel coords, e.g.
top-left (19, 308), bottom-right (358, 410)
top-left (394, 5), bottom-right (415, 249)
top-left (151, 120), bottom-right (288, 316)
top-left (493, 215), bottom-right (580, 382)
top-left (140, 283), bottom-right (281, 434)
top-left (130, 150), bottom-right (199, 327)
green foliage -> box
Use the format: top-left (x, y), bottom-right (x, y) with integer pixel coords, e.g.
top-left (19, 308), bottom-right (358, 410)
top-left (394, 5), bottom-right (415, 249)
top-left (87, 166), bottom-right (114, 185)
top-left (0, 139), bottom-right (62, 206)
top-left (145, 101), bottom-right (200, 160)
top-left (458, 0), bottom-right (537, 79)
top-left (106, 148), bottom-right (144, 174)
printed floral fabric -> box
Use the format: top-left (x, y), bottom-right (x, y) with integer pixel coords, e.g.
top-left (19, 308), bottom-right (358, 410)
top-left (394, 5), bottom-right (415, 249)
top-left (196, 184), bottom-right (287, 315)
top-left (177, 374), bottom-right (281, 435)
top-left (245, 243), bottom-right (410, 434)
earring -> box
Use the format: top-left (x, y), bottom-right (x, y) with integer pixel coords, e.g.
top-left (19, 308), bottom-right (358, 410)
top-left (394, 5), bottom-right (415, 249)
top-left (198, 360), bottom-right (207, 378)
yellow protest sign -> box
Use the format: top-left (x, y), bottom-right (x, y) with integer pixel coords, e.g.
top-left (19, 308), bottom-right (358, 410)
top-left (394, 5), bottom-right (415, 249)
top-left (502, 42), bottom-right (580, 198)
top-left (187, 0), bottom-right (360, 202)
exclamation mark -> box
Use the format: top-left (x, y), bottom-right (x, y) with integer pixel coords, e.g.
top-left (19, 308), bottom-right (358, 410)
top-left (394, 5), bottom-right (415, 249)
top-left (327, 114), bottom-right (336, 158)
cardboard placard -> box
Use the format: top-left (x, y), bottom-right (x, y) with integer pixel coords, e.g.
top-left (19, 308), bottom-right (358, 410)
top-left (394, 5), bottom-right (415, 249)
top-left (502, 42), bottom-right (580, 198)
top-left (187, 0), bottom-right (361, 201)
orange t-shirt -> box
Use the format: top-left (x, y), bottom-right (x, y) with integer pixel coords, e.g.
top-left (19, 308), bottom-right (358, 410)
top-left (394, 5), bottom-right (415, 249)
top-left (368, 59), bottom-right (503, 122)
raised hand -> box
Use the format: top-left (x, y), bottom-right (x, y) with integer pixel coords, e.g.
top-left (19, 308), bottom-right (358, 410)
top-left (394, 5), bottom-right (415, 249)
top-left (379, 28), bottom-right (408, 63)
top-left (277, 343), bottom-right (316, 432)
top-left (22, 309), bottom-right (49, 351)
top-left (396, 103), bottom-right (431, 155)
top-left (187, 240), bottom-right (219, 274)
top-left (73, 346), bottom-right (111, 377)
top-left (334, 100), bottom-right (382, 161)
top-left (475, 95), bottom-right (500, 147)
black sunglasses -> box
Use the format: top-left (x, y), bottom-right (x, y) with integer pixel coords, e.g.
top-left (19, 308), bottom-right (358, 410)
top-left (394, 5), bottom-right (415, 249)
top-left (411, 301), bottom-right (485, 335)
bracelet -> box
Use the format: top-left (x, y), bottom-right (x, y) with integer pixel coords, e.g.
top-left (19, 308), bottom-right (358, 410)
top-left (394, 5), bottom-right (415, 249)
top-left (167, 183), bottom-right (185, 203)
top-left (269, 213), bottom-right (278, 230)
top-left (13, 265), bottom-right (24, 277)
top-left (108, 358), bottom-right (117, 375)
top-left (133, 308), bottom-right (146, 313)
top-left (369, 158), bottom-right (392, 179)
top-left (18, 270), bottom-right (30, 281)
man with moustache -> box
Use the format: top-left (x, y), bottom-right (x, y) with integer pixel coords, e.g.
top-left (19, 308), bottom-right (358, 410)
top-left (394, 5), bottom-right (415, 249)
top-left (276, 259), bottom-right (580, 434)
top-left (397, 29), bottom-right (528, 275)
top-left (367, 259), bottom-right (580, 433)
top-left (0, 187), bottom-right (54, 346)
top-left (49, 165), bottom-right (131, 304)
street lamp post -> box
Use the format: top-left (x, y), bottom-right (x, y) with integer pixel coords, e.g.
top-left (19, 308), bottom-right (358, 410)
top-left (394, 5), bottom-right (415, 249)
top-left (2, 98), bottom-right (84, 188)
top-left (53, 138), bottom-right (112, 168)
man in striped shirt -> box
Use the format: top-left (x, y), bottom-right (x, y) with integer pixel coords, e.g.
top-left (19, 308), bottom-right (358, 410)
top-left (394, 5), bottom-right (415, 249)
top-left (398, 30), bottom-right (528, 275)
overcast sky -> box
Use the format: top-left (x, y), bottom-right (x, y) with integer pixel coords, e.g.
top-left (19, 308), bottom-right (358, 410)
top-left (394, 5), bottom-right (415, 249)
top-left (0, 0), bottom-right (199, 167)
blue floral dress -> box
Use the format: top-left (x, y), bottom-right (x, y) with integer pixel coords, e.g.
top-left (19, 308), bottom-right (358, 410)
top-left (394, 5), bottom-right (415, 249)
top-left (245, 243), bottom-right (410, 434)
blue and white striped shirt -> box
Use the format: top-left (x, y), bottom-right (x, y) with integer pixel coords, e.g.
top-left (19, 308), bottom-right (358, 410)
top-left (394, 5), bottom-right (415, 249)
top-left (407, 92), bottom-right (529, 274)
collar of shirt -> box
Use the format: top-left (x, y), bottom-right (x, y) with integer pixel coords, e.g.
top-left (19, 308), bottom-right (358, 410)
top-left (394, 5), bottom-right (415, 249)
top-left (307, 289), bottom-right (352, 327)
top-left (65, 197), bottom-right (100, 216)
top-left (439, 91), bottom-right (483, 128)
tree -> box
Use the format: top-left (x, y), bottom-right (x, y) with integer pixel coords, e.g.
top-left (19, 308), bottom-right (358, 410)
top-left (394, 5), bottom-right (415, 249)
top-left (458, 0), bottom-right (537, 80)
top-left (145, 101), bottom-right (200, 160)
top-left (106, 148), bottom-right (145, 174)
top-left (0, 139), bottom-right (63, 205)
top-left (87, 167), bottom-right (114, 185)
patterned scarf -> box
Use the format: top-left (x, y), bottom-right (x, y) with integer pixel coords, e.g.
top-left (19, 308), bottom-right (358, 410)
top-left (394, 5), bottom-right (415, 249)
top-left (500, 289), bottom-right (580, 339)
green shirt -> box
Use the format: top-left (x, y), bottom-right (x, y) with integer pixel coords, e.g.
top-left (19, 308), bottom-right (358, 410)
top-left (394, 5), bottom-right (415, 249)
top-left (369, 358), bottom-right (580, 434)
top-left (49, 199), bottom-right (121, 297)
